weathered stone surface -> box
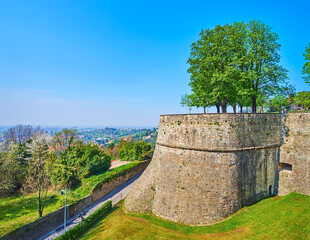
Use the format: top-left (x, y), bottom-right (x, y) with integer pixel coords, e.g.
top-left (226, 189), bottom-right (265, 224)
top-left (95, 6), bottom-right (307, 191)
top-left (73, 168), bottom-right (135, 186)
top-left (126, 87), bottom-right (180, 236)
top-left (124, 114), bottom-right (281, 225)
top-left (278, 113), bottom-right (310, 196)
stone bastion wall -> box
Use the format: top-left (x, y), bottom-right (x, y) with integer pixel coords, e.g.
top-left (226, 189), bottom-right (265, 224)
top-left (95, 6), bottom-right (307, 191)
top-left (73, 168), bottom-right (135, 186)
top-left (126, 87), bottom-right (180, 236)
top-left (278, 113), bottom-right (310, 196)
top-left (124, 113), bottom-right (282, 225)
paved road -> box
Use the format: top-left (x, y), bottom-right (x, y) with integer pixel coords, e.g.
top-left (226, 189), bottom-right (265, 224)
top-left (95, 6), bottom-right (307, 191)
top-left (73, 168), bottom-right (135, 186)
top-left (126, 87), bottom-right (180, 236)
top-left (38, 172), bottom-right (142, 240)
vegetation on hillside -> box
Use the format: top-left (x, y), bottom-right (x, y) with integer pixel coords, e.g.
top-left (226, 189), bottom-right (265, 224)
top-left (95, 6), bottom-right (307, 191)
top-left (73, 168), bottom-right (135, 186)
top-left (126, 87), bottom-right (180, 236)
top-left (78, 127), bottom-right (157, 147)
top-left (80, 193), bottom-right (310, 240)
top-left (0, 161), bottom-right (141, 237)
top-left (104, 137), bottom-right (153, 161)
top-left (0, 125), bottom-right (152, 221)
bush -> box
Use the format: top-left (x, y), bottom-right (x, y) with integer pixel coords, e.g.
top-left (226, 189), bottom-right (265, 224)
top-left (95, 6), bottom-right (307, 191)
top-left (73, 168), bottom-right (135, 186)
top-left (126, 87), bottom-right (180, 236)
top-left (56, 200), bottom-right (112, 240)
top-left (51, 143), bottom-right (111, 186)
top-left (78, 144), bottom-right (111, 177)
top-left (119, 141), bottom-right (151, 161)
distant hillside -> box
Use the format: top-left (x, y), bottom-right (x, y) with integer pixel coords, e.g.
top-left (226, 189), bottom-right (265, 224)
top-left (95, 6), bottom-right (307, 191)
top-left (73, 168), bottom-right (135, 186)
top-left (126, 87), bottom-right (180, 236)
top-left (0, 126), bottom-right (158, 148)
top-left (77, 127), bottom-right (158, 147)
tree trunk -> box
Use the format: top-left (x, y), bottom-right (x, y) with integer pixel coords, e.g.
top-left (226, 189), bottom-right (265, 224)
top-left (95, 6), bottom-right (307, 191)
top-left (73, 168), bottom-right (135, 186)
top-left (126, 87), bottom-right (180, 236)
top-left (260, 106), bottom-right (263, 113)
top-left (232, 104), bottom-right (236, 113)
top-left (221, 105), bottom-right (227, 113)
top-left (246, 107), bottom-right (248, 113)
top-left (252, 96), bottom-right (257, 113)
top-left (216, 103), bottom-right (220, 113)
top-left (203, 106), bottom-right (206, 114)
top-left (38, 187), bottom-right (42, 217)
top-left (240, 105), bottom-right (243, 113)
top-left (221, 97), bottom-right (227, 113)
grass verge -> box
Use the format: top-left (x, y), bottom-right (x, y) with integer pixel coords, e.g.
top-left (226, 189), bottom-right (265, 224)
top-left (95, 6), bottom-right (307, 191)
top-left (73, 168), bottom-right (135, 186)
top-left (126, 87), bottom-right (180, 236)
top-left (79, 192), bottom-right (310, 240)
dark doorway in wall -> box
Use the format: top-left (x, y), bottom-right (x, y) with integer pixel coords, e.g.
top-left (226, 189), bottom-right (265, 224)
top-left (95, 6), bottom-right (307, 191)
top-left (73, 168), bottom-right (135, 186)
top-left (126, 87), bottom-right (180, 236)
top-left (269, 185), bottom-right (273, 195)
top-left (278, 163), bottom-right (292, 172)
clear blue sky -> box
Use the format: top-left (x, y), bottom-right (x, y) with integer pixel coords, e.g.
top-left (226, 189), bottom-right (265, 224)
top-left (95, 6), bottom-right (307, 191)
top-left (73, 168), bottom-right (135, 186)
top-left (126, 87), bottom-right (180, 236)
top-left (0, 0), bottom-right (309, 127)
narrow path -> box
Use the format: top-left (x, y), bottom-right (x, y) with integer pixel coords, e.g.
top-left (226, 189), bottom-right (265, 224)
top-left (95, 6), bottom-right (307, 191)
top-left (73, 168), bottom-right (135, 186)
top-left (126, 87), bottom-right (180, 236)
top-left (109, 159), bottom-right (131, 169)
top-left (38, 172), bottom-right (142, 240)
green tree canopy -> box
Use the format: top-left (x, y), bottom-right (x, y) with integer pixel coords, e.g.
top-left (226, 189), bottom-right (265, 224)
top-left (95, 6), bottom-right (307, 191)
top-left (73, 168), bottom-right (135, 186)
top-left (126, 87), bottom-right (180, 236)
top-left (51, 143), bottom-right (111, 187)
top-left (271, 94), bottom-right (289, 113)
top-left (23, 133), bottom-right (52, 217)
top-left (118, 140), bottom-right (152, 161)
top-left (303, 43), bottom-right (310, 85)
top-left (187, 20), bottom-right (289, 113)
top-left (50, 128), bottom-right (78, 152)
top-left (180, 94), bottom-right (193, 113)
top-left (294, 91), bottom-right (310, 110)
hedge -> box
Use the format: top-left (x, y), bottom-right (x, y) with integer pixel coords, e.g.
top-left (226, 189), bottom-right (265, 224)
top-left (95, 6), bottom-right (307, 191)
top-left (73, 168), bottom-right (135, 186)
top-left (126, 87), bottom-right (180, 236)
top-left (55, 200), bottom-right (112, 240)
top-left (92, 161), bottom-right (141, 192)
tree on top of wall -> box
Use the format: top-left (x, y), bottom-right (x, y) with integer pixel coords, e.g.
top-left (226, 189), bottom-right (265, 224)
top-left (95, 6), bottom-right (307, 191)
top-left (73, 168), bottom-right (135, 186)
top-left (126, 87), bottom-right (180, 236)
top-left (187, 20), bottom-right (289, 113)
top-left (180, 94), bottom-right (193, 114)
top-left (303, 42), bottom-right (310, 86)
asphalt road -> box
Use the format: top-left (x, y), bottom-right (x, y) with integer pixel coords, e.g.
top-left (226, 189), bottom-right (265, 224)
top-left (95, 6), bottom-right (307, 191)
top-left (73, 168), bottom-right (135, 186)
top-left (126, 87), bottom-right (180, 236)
top-left (38, 171), bottom-right (142, 240)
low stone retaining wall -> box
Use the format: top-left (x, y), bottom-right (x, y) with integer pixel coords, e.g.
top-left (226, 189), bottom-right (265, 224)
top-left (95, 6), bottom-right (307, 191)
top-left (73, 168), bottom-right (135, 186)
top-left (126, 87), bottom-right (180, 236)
top-left (92, 160), bottom-right (150, 202)
top-left (1, 160), bottom-right (149, 240)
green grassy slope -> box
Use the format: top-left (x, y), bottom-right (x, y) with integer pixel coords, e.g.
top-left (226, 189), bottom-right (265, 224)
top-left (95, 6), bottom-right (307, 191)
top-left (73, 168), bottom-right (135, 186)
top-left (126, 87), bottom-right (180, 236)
top-left (0, 161), bottom-right (140, 237)
top-left (80, 192), bottom-right (310, 240)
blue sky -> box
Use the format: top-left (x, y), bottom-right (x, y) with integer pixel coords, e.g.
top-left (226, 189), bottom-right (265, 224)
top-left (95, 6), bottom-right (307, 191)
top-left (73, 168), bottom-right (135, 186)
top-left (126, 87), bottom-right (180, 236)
top-left (0, 0), bottom-right (309, 127)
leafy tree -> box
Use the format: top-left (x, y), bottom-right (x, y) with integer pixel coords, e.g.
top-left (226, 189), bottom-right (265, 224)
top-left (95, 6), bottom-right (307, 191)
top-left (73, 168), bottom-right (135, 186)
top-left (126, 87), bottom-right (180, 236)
top-left (0, 143), bottom-right (29, 192)
top-left (51, 153), bottom-right (80, 187)
top-left (119, 140), bottom-right (152, 161)
top-left (23, 133), bottom-right (52, 217)
top-left (240, 20), bottom-right (288, 113)
top-left (51, 143), bottom-right (111, 186)
top-left (76, 143), bottom-right (111, 177)
top-left (106, 141), bottom-right (119, 159)
top-left (189, 85), bottom-right (216, 113)
top-left (180, 94), bottom-right (193, 113)
top-left (188, 23), bottom-right (243, 113)
top-left (294, 91), bottom-right (310, 110)
top-left (50, 128), bottom-right (78, 152)
top-left (283, 84), bottom-right (297, 111)
top-left (187, 20), bottom-right (289, 113)
top-left (303, 43), bottom-right (310, 85)
top-left (0, 145), bottom-right (20, 191)
top-left (271, 94), bottom-right (289, 113)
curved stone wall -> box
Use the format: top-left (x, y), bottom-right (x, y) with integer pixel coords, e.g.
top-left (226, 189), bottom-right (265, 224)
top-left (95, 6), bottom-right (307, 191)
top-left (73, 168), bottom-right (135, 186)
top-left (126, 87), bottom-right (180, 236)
top-left (124, 114), bottom-right (281, 225)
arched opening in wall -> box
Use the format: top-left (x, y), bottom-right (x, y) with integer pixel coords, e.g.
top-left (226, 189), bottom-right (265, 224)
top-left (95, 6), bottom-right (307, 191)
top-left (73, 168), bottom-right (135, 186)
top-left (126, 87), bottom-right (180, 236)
top-left (269, 185), bottom-right (273, 195)
top-left (278, 163), bottom-right (292, 172)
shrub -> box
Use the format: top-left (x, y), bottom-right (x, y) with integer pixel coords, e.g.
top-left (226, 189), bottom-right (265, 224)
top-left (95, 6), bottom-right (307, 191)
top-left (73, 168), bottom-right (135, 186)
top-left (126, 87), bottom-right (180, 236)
top-left (56, 201), bottom-right (112, 240)
top-left (119, 141), bottom-right (151, 161)
top-left (51, 143), bottom-right (111, 186)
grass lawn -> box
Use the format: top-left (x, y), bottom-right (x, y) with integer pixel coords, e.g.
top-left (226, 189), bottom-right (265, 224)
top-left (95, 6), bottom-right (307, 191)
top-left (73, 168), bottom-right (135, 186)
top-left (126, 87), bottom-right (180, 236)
top-left (80, 192), bottom-right (310, 240)
top-left (0, 161), bottom-right (140, 237)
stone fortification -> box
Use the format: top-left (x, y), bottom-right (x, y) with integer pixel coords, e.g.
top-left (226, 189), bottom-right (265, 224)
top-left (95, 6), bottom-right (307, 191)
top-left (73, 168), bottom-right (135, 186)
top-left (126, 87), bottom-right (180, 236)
top-left (124, 114), bottom-right (282, 225)
top-left (278, 113), bottom-right (310, 196)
